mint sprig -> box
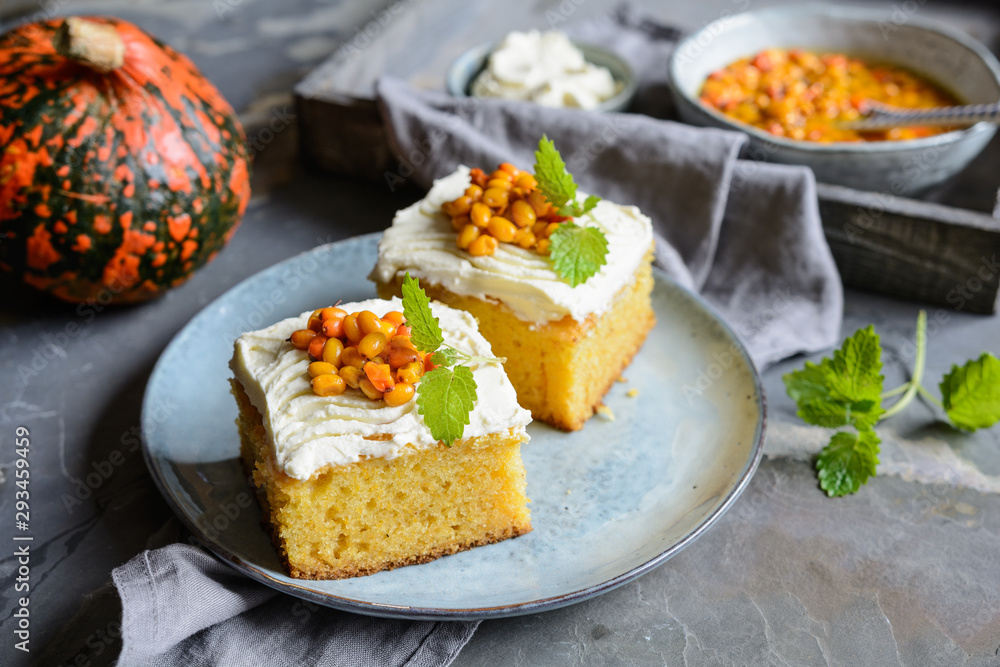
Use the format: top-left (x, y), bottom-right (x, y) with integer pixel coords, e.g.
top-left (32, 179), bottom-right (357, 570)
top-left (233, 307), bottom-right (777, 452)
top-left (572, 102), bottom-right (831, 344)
top-left (784, 311), bottom-right (1000, 497)
top-left (532, 136), bottom-right (608, 286)
top-left (940, 353), bottom-right (1000, 430)
top-left (401, 273), bottom-right (443, 353)
top-left (401, 273), bottom-right (504, 445)
top-left (533, 136), bottom-right (600, 218)
top-left (548, 223), bottom-right (610, 288)
top-left (416, 366), bottom-right (477, 446)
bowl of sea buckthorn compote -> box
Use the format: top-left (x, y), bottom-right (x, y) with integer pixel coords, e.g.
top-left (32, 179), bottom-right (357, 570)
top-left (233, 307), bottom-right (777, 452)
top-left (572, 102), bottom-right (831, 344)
top-left (668, 5), bottom-right (1000, 195)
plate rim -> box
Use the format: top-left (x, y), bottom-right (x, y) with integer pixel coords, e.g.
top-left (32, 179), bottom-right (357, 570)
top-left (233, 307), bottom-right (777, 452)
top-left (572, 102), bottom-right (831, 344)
top-left (141, 232), bottom-right (767, 620)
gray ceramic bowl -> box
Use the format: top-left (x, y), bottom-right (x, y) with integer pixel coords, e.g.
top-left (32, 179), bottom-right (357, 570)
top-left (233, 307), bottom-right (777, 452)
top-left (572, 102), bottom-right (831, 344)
top-left (668, 6), bottom-right (1000, 195)
top-left (447, 40), bottom-right (636, 113)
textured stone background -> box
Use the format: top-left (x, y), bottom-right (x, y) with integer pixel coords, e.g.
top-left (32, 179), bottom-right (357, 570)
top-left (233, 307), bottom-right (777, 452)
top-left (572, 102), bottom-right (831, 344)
top-left (1, 1), bottom-right (999, 665)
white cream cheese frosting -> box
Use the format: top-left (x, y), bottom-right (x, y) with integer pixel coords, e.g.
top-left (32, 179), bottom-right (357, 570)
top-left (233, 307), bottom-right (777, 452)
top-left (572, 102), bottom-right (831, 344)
top-left (471, 30), bottom-right (618, 109)
top-left (370, 166), bottom-right (654, 324)
top-left (230, 297), bottom-right (531, 480)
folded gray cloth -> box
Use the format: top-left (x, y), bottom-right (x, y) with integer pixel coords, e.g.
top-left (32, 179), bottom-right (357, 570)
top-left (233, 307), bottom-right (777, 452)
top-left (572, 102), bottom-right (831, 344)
top-left (112, 543), bottom-right (477, 667)
top-left (376, 8), bottom-right (842, 368)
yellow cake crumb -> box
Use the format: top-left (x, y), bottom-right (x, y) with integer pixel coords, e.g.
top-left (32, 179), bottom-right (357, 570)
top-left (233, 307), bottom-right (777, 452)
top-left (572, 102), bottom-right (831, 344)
top-left (231, 379), bottom-right (531, 580)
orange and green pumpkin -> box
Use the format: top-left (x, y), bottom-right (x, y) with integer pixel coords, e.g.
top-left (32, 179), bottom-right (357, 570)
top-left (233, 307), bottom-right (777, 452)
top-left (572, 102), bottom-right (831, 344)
top-left (0, 16), bottom-right (250, 303)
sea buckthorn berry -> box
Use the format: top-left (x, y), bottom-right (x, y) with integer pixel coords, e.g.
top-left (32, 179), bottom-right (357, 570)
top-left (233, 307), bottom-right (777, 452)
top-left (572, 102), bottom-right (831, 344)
top-left (308, 361), bottom-right (336, 377)
top-left (516, 230), bottom-right (537, 249)
top-left (468, 234), bottom-right (499, 256)
top-left (396, 324), bottom-right (412, 338)
top-left (482, 187), bottom-right (509, 208)
top-left (451, 214), bottom-right (470, 232)
top-left (383, 382), bottom-right (415, 407)
top-left (364, 362), bottom-right (395, 392)
top-left (490, 168), bottom-right (515, 182)
top-left (320, 307), bottom-right (346, 322)
top-left (465, 185), bottom-right (483, 200)
top-left (457, 223), bottom-right (480, 250)
top-left (388, 345), bottom-right (419, 369)
top-left (470, 202), bottom-right (491, 228)
top-left (357, 310), bottom-right (382, 336)
top-left (382, 311), bottom-right (405, 326)
top-left (498, 162), bottom-right (519, 176)
top-left (321, 318), bottom-right (344, 338)
top-left (527, 190), bottom-right (550, 216)
top-left (379, 320), bottom-right (397, 338)
top-left (312, 373), bottom-right (346, 397)
top-left (397, 361), bottom-right (423, 384)
top-left (469, 168), bottom-right (488, 188)
top-left (322, 337), bottom-right (345, 366)
top-left (359, 331), bottom-right (388, 358)
top-left (488, 216), bottom-right (518, 243)
top-left (307, 334), bottom-right (328, 360)
top-left (343, 314), bottom-right (363, 343)
top-left (536, 238), bottom-right (551, 254)
top-left (510, 200), bottom-right (536, 228)
top-left (289, 329), bottom-right (317, 350)
top-left (486, 178), bottom-right (513, 191)
top-left (339, 365), bottom-right (362, 388)
top-left (307, 315), bottom-right (323, 332)
top-left (423, 352), bottom-right (437, 372)
top-left (545, 222), bottom-right (561, 238)
top-left (442, 195), bottom-right (473, 217)
top-left (515, 173), bottom-right (537, 190)
top-left (389, 334), bottom-right (416, 350)
top-left (359, 378), bottom-right (384, 401)
top-left (341, 346), bottom-right (365, 369)
top-left (532, 221), bottom-right (549, 237)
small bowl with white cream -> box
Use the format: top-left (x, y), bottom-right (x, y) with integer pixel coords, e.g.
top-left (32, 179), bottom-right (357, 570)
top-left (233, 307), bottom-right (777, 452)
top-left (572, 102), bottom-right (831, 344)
top-left (447, 30), bottom-right (635, 112)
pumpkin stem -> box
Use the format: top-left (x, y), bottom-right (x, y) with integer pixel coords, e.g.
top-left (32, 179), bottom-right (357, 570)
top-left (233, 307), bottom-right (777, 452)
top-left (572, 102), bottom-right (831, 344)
top-left (55, 17), bottom-right (125, 72)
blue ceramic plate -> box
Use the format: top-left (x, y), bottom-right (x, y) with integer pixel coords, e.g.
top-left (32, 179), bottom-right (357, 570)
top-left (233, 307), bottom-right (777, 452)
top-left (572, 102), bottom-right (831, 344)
top-left (142, 234), bottom-right (765, 620)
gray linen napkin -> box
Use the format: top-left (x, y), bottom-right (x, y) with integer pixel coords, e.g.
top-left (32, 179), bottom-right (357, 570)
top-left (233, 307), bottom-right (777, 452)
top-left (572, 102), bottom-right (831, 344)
top-left (376, 9), bottom-right (843, 368)
top-left (112, 543), bottom-right (477, 666)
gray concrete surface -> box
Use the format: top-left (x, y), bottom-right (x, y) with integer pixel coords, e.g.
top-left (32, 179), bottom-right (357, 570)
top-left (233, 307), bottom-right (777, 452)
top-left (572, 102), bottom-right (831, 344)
top-left (1, 1), bottom-right (999, 665)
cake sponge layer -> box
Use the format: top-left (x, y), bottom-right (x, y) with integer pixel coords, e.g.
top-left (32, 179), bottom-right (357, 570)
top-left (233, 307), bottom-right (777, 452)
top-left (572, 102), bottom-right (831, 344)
top-left (232, 380), bottom-right (532, 580)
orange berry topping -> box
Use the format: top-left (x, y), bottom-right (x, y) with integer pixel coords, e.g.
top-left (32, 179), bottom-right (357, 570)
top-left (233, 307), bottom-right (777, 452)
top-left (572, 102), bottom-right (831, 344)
top-left (294, 305), bottom-right (422, 403)
top-left (442, 160), bottom-right (565, 257)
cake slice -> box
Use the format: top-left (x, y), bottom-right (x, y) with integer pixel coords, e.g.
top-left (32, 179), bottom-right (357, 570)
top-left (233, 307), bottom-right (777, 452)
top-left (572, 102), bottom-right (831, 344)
top-left (370, 156), bottom-right (655, 431)
top-left (230, 296), bottom-right (532, 580)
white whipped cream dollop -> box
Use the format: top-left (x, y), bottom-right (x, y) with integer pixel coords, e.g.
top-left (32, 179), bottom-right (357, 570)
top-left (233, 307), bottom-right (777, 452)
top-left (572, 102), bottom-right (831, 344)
top-left (369, 167), bottom-right (654, 324)
top-left (231, 297), bottom-right (531, 480)
top-left (471, 30), bottom-right (618, 109)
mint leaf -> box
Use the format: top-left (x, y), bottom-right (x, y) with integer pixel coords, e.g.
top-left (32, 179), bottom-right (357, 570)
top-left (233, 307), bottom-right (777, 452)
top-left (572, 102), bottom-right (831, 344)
top-left (940, 352), bottom-right (1000, 431)
top-left (400, 272), bottom-right (443, 353)
top-left (533, 135), bottom-right (602, 218)
top-left (797, 401), bottom-right (850, 428)
top-left (816, 429), bottom-right (881, 497)
top-left (416, 365), bottom-right (477, 444)
top-left (549, 222), bottom-right (609, 287)
top-left (784, 361), bottom-right (833, 404)
top-left (826, 325), bottom-right (884, 408)
top-left (533, 135), bottom-right (577, 213)
top-left (783, 326), bottom-right (885, 430)
top-left (581, 194), bottom-right (601, 216)
top-left (430, 348), bottom-right (459, 368)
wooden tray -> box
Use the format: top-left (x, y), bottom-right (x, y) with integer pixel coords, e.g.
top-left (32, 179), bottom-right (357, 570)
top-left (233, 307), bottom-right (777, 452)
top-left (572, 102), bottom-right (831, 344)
top-left (293, 2), bottom-right (1000, 314)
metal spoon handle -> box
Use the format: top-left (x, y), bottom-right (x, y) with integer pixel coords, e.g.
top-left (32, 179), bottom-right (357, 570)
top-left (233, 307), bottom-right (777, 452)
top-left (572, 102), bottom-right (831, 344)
top-left (842, 102), bottom-right (1000, 130)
